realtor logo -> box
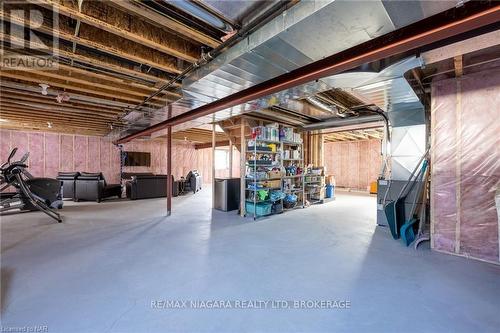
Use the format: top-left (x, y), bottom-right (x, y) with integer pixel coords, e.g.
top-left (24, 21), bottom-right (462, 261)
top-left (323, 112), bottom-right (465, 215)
top-left (0, 0), bottom-right (59, 70)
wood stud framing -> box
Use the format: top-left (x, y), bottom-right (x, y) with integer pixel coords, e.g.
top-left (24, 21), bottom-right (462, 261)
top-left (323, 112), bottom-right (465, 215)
top-left (323, 128), bottom-right (385, 142)
top-left (1, 0), bottom-right (219, 136)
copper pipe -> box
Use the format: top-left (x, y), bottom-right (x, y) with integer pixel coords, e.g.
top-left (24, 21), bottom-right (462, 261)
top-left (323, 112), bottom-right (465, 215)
top-left (116, 3), bottom-right (500, 144)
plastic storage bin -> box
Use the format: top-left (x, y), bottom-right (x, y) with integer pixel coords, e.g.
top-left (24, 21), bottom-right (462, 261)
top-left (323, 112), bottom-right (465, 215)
top-left (245, 202), bottom-right (272, 217)
top-left (325, 184), bottom-right (335, 198)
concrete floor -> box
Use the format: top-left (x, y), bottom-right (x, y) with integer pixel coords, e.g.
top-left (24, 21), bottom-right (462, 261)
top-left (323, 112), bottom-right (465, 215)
top-left (1, 189), bottom-right (499, 333)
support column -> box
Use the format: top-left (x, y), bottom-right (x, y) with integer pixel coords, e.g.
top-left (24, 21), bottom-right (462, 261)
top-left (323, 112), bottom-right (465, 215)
top-left (240, 119), bottom-right (246, 217)
top-left (166, 105), bottom-right (172, 216)
top-left (212, 122), bottom-right (216, 208)
top-left (229, 139), bottom-right (233, 178)
top-left (318, 132), bottom-right (324, 166)
top-left (166, 125), bottom-right (172, 216)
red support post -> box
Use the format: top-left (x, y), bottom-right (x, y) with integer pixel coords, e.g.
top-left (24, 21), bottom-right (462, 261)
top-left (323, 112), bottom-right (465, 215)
top-left (167, 125), bottom-right (172, 216)
top-left (167, 105), bottom-right (172, 216)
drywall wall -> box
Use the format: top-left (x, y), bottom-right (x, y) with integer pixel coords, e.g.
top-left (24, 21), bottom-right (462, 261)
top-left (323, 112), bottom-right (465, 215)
top-left (323, 139), bottom-right (382, 190)
top-left (431, 68), bottom-right (500, 264)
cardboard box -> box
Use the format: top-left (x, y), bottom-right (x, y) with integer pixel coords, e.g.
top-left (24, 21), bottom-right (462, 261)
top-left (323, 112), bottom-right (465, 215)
top-left (263, 180), bottom-right (281, 188)
top-left (268, 170), bottom-right (282, 179)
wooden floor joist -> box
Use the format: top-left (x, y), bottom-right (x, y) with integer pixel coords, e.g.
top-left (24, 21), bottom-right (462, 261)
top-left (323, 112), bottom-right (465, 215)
top-left (0, 99), bottom-right (122, 118)
top-left (7, 68), bottom-right (177, 102)
top-left (0, 104), bottom-right (123, 122)
top-left (0, 111), bottom-right (121, 129)
top-left (0, 125), bottom-right (107, 135)
top-left (0, 12), bottom-right (184, 75)
top-left (0, 103), bottom-right (119, 120)
top-left (323, 128), bottom-right (384, 142)
top-left (27, 0), bottom-right (199, 63)
top-left (54, 63), bottom-right (181, 96)
top-left (0, 33), bottom-right (173, 85)
top-left (0, 0), bottom-right (224, 137)
top-left (0, 88), bottom-right (128, 113)
top-left (0, 72), bottom-right (166, 107)
top-left (107, 0), bottom-right (221, 48)
top-left (0, 121), bottom-right (111, 136)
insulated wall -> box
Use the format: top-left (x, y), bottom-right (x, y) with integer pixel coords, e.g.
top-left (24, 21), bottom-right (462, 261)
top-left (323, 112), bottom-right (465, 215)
top-left (431, 69), bottom-right (500, 264)
top-left (196, 147), bottom-right (240, 184)
top-left (0, 129), bottom-right (120, 183)
top-left (121, 139), bottom-right (196, 179)
top-left (323, 139), bottom-right (382, 190)
top-left (0, 129), bottom-right (199, 184)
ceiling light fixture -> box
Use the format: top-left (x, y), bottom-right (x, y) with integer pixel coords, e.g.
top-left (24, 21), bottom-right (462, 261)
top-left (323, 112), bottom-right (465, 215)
top-left (47, 122), bottom-right (53, 128)
top-left (0, 118), bottom-right (8, 122)
top-left (56, 92), bottom-right (70, 103)
top-left (39, 83), bottom-right (50, 95)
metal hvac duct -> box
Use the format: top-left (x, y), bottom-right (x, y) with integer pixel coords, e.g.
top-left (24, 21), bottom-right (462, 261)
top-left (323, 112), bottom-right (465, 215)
top-left (165, 0), bottom-right (233, 32)
top-left (301, 115), bottom-right (383, 131)
top-left (113, 0), bottom-right (465, 139)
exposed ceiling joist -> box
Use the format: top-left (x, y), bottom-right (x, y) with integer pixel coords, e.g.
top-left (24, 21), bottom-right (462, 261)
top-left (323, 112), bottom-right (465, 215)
top-left (454, 55), bottom-right (464, 77)
top-left (323, 128), bottom-right (384, 142)
top-left (0, 84), bottom-right (145, 111)
top-left (0, 122), bottom-right (111, 136)
top-left (0, 32), bottom-right (171, 85)
top-left (1, 68), bottom-right (173, 102)
top-left (0, 12), bottom-right (184, 75)
top-left (54, 63), bottom-right (180, 95)
top-left (107, 0), bottom-right (220, 48)
top-left (0, 71), bottom-right (166, 107)
top-left (0, 109), bottom-right (122, 128)
top-left (26, 0), bottom-right (199, 63)
top-left (195, 141), bottom-right (231, 150)
top-left (0, 98), bottom-right (119, 117)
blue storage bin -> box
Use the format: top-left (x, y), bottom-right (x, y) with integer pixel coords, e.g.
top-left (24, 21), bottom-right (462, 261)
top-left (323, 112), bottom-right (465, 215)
top-left (246, 202), bottom-right (272, 217)
top-left (326, 185), bottom-right (335, 198)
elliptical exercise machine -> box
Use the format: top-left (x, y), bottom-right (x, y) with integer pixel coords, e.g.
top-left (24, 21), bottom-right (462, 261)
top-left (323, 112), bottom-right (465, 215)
top-left (0, 148), bottom-right (63, 223)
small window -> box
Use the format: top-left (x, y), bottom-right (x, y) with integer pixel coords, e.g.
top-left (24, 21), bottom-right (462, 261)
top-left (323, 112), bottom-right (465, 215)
top-left (215, 149), bottom-right (229, 170)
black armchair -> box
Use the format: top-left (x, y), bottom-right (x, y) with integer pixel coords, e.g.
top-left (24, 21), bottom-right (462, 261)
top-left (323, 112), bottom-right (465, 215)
top-left (182, 170), bottom-right (202, 194)
top-left (57, 172), bottom-right (80, 200)
top-left (75, 172), bottom-right (122, 202)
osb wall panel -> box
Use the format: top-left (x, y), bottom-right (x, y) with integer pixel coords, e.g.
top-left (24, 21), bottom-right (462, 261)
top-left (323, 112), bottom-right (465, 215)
top-left (324, 139), bottom-right (382, 190)
top-left (431, 68), bottom-right (500, 264)
top-left (196, 147), bottom-right (241, 184)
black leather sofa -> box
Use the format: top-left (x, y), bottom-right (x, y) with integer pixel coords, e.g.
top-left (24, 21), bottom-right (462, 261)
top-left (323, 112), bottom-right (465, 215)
top-left (57, 172), bottom-right (80, 200)
top-left (122, 172), bottom-right (154, 180)
top-left (75, 172), bottom-right (122, 202)
top-left (126, 175), bottom-right (178, 200)
top-left (182, 170), bottom-right (202, 194)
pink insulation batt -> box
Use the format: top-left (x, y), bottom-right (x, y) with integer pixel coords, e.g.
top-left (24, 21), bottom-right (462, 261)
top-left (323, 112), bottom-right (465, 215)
top-left (431, 68), bottom-right (500, 264)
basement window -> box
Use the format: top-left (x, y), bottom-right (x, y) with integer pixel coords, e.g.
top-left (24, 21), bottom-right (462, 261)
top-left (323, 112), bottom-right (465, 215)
top-left (215, 149), bottom-right (229, 170)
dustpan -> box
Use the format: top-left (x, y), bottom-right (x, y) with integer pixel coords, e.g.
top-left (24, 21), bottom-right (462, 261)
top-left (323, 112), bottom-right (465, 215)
top-left (384, 148), bottom-right (429, 240)
top-left (401, 160), bottom-right (428, 246)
